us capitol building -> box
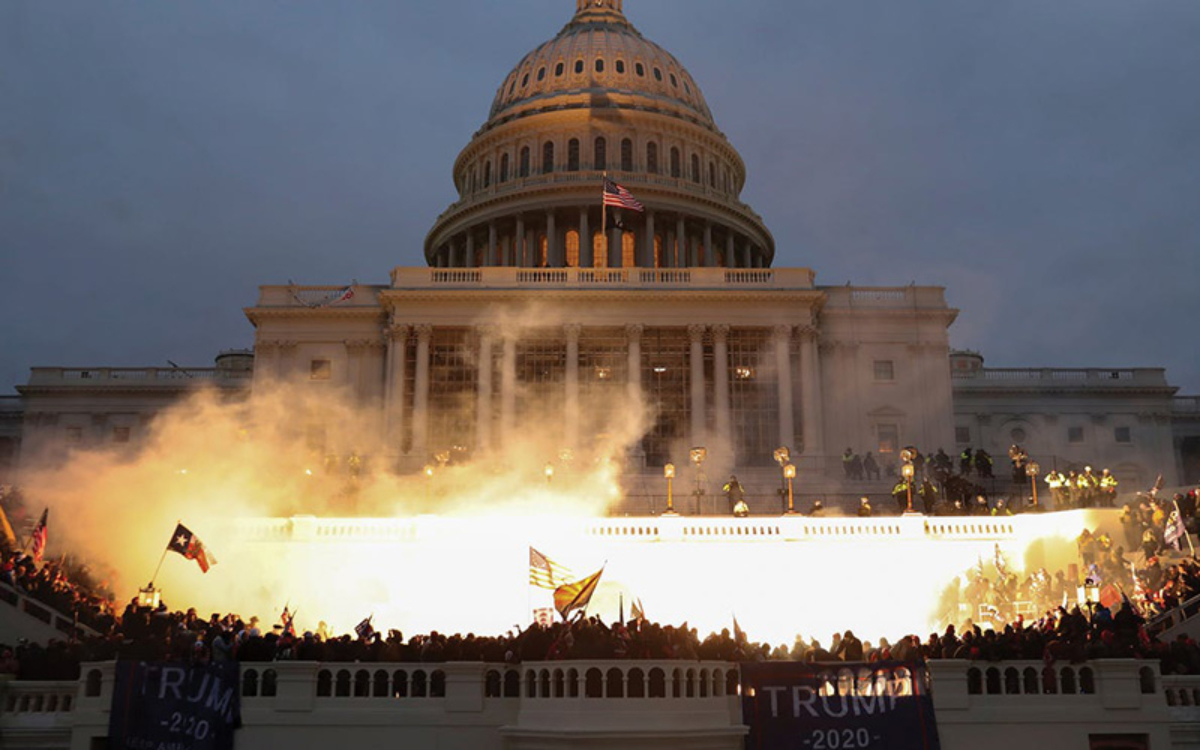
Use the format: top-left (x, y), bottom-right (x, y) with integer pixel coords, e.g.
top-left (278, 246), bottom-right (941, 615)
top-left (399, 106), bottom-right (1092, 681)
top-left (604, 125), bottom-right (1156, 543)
top-left (3, 0), bottom-right (1198, 501)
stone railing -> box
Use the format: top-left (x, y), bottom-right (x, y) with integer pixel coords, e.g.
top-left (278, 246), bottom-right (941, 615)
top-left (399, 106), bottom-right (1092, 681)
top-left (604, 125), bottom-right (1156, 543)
top-left (389, 266), bottom-right (816, 290)
top-left (953, 367), bottom-right (1170, 387)
top-left (25, 368), bottom-right (252, 386)
top-left (0, 581), bottom-right (100, 641)
top-left (254, 285), bottom-right (383, 308)
top-left (1175, 396), bottom-right (1200, 415)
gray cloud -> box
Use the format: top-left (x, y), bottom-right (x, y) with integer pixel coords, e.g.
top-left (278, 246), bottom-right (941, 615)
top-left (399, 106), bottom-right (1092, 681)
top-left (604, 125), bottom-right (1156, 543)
top-left (2, 0), bottom-right (1197, 392)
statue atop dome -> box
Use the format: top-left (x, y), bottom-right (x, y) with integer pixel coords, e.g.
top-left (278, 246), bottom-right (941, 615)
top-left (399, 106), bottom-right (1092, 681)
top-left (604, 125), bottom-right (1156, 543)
top-left (576, 0), bottom-right (623, 12)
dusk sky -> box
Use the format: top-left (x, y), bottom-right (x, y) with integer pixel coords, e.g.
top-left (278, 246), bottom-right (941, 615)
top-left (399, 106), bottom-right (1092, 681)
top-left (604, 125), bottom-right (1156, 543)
top-left (3, 0), bottom-right (1198, 395)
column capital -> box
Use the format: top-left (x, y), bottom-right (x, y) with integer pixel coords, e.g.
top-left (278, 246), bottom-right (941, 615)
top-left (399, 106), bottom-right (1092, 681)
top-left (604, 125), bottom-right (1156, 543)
top-left (625, 323), bottom-right (644, 342)
top-left (563, 323), bottom-right (583, 342)
top-left (796, 324), bottom-right (820, 342)
top-left (387, 323), bottom-right (411, 342)
top-left (344, 339), bottom-right (375, 353)
top-left (687, 323), bottom-right (707, 343)
top-left (476, 324), bottom-right (500, 339)
top-left (414, 324), bottom-right (434, 341)
top-left (711, 324), bottom-right (730, 343)
top-left (772, 324), bottom-right (793, 340)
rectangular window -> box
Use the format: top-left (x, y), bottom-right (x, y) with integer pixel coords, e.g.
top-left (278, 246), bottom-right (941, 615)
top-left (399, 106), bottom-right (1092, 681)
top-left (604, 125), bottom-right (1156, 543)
top-left (955, 426), bottom-right (970, 444)
top-left (1068, 426), bottom-right (1084, 444)
top-left (310, 359), bottom-right (332, 381)
top-left (112, 426), bottom-right (131, 443)
top-left (873, 360), bottom-right (895, 381)
top-left (877, 424), bottom-right (898, 454)
top-left (1114, 426), bottom-right (1132, 444)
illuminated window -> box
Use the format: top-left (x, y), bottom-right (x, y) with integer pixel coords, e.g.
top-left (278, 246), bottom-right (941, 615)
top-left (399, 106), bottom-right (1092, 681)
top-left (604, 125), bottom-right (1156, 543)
top-left (874, 360), bottom-right (895, 381)
top-left (1115, 426), bottom-right (1132, 444)
top-left (729, 330), bottom-right (778, 466)
top-left (877, 424), bottom-right (899, 454)
top-left (112, 426), bottom-right (131, 443)
top-left (622, 232), bottom-right (635, 267)
top-left (734, 366), bottom-right (755, 381)
top-left (565, 230), bottom-right (580, 267)
top-left (311, 359), bottom-right (332, 381)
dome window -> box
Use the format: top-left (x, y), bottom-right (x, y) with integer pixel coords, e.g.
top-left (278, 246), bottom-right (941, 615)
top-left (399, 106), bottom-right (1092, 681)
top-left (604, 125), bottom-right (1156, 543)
top-left (684, 81), bottom-right (691, 94)
top-left (670, 147), bottom-right (681, 178)
top-left (646, 142), bottom-right (659, 174)
top-left (507, 79), bottom-right (516, 96)
top-left (519, 147), bottom-right (530, 178)
top-left (669, 73), bottom-right (678, 88)
top-left (616, 60), bottom-right (626, 74)
top-left (567, 139), bottom-right (580, 172)
top-left (594, 137), bottom-right (607, 171)
top-left (575, 59), bottom-right (585, 74)
top-left (484, 161), bottom-right (492, 188)
top-left (555, 62), bottom-right (565, 77)
top-left (621, 139), bottom-right (633, 172)
top-left (691, 154), bottom-right (701, 183)
top-left (635, 62), bottom-right (645, 77)
top-left (653, 67), bottom-right (663, 82)
top-left (537, 67), bottom-right (546, 82)
top-left (542, 141), bottom-right (555, 175)
top-left (521, 73), bottom-right (529, 87)
top-left (500, 154), bottom-right (510, 183)
top-left (595, 58), bottom-right (605, 73)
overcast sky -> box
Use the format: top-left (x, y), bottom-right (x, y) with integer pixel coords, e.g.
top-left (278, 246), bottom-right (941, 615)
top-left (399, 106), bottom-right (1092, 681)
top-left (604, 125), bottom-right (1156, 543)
top-left (2, 0), bottom-right (1197, 395)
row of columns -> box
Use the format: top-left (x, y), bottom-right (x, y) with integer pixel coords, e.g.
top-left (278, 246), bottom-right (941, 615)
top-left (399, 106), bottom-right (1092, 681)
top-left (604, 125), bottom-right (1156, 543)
top-left (384, 323), bottom-right (824, 461)
top-left (432, 209), bottom-right (767, 270)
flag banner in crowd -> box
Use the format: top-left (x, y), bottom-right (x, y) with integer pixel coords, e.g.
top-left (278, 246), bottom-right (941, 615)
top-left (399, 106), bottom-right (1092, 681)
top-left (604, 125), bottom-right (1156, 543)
top-left (355, 615), bottom-right (375, 639)
top-left (553, 567), bottom-right (604, 620)
top-left (30, 508), bottom-right (48, 562)
top-left (108, 660), bottom-right (241, 750)
top-left (741, 661), bottom-right (941, 750)
top-left (631, 597), bottom-right (645, 624)
top-left (733, 615), bottom-right (746, 643)
top-left (602, 177), bottom-right (644, 212)
top-left (167, 523), bottom-right (216, 573)
top-left (1165, 511), bottom-right (1187, 551)
top-left (529, 546), bottom-right (573, 590)
top-left (1099, 584), bottom-right (1122, 612)
top-left (280, 605), bottom-right (296, 636)
top-left (0, 503), bottom-right (17, 546)
top-left (533, 607), bottom-right (554, 627)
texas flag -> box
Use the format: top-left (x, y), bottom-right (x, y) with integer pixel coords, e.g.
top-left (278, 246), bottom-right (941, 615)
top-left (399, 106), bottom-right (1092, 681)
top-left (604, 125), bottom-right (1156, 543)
top-left (167, 523), bottom-right (216, 573)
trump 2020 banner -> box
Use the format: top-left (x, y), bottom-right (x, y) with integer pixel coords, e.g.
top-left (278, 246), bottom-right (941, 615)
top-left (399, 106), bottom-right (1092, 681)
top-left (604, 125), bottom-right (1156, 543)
top-left (108, 661), bottom-right (241, 750)
top-left (741, 662), bottom-right (941, 750)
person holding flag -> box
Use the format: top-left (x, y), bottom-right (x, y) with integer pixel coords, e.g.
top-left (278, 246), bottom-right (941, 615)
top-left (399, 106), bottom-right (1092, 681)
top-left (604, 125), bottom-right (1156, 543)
top-left (28, 508), bottom-right (48, 562)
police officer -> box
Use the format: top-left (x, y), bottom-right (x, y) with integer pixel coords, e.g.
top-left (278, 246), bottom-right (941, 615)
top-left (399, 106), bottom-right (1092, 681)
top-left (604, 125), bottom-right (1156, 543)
top-left (1099, 469), bottom-right (1119, 508)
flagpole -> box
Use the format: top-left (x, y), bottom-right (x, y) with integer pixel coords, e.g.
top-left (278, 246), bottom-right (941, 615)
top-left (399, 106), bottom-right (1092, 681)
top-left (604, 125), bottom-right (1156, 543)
top-left (601, 171), bottom-right (607, 263)
top-left (149, 519), bottom-right (180, 588)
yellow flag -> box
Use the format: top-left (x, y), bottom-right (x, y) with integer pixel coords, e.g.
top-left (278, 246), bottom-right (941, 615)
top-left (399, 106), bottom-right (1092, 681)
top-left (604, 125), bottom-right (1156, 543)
top-left (553, 567), bottom-right (604, 620)
top-left (0, 503), bottom-right (15, 546)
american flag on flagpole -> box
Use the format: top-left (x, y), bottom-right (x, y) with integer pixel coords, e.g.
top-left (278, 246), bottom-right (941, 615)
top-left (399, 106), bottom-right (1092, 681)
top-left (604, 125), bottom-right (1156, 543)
top-left (30, 508), bottom-right (48, 562)
top-left (603, 177), bottom-right (644, 212)
top-left (529, 547), bottom-right (573, 590)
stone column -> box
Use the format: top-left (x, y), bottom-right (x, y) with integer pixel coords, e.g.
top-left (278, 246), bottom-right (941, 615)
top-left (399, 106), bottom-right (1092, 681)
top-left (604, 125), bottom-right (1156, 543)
top-left (688, 324), bottom-right (707, 447)
top-left (799, 325), bottom-right (825, 458)
top-left (501, 334), bottom-right (517, 440)
top-left (412, 324), bottom-right (433, 457)
top-left (725, 231), bottom-right (735, 268)
top-left (579, 208), bottom-right (592, 268)
top-left (704, 222), bottom-right (714, 267)
top-left (644, 210), bottom-right (656, 268)
top-left (564, 324), bottom-right (581, 449)
top-left (626, 324), bottom-right (643, 406)
top-left (476, 325), bottom-right (497, 453)
top-left (515, 216), bottom-right (525, 267)
top-left (465, 231), bottom-right (475, 268)
top-left (740, 242), bottom-right (751, 269)
top-left (676, 217), bottom-right (686, 267)
top-left (487, 222), bottom-right (498, 266)
top-left (712, 324), bottom-right (731, 449)
top-left (774, 325), bottom-right (795, 450)
top-left (384, 324), bottom-right (410, 451)
top-left (665, 231), bottom-right (676, 268)
top-left (546, 210), bottom-right (557, 268)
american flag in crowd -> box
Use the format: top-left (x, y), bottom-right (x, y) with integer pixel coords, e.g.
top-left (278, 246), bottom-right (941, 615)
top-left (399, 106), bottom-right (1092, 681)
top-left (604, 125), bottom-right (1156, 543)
top-left (603, 177), bottom-right (644, 212)
top-left (529, 547), bottom-right (573, 590)
top-left (30, 508), bottom-right (48, 562)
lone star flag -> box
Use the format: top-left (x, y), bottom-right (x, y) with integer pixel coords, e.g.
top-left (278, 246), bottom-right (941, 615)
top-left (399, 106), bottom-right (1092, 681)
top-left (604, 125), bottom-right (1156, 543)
top-left (603, 177), bottom-right (644, 212)
top-left (167, 523), bottom-right (216, 573)
top-left (30, 508), bottom-right (48, 561)
top-left (529, 547), bottom-right (573, 589)
top-left (553, 567), bottom-right (604, 620)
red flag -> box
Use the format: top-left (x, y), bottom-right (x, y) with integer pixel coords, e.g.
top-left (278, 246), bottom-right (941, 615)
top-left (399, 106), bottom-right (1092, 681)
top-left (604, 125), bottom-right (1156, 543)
top-left (167, 523), bottom-right (216, 573)
top-left (553, 568), bottom-right (604, 620)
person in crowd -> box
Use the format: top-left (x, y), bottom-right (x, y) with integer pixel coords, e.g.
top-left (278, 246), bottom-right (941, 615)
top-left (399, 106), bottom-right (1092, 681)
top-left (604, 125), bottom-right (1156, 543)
top-left (858, 497), bottom-right (872, 517)
top-left (863, 452), bottom-right (880, 480)
top-left (809, 501), bottom-right (824, 517)
top-left (892, 478), bottom-right (911, 513)
top-left (960, 448), bottom-right (974, 477)
top-left (919, 478), bottom-right (939, 515)
top-left (722, 475), bottom-right (745, 516)
top-left (842, 449), bottom-right (855, 479)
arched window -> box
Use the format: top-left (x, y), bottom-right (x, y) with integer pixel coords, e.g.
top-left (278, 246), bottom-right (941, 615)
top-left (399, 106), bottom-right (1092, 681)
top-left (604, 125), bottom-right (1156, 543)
top-left (616, 60), bottom-right (626, 74)
top-left (594, 137), bottom-right (607, 171)
top-left (555, 62), bottom-right (564, 77)
top-left (670, 147), bottom-right (681, 178)
top-left (519, 147), bottom-right (530, 178)
top-left (521, 72), bottom-right (529, 87)
top-left (507, 77), bottom-right (516, 96)
top-left (575, 59), bottom-right (584, 74)
top-left (500, 153), bottom-right (509, 183)
top-left (595, 58), bottom-right (605, 73)
top-left (653, 67), bottom-right (663, 81)
top-left (646, 142), bottom-right (658, 174)
top-left (709, 161), bottom-right (716, 187)
top-left (567, 139), bottom-right (580, 171)
top-left (483, 160), bottom-right (492, 188)
top-left (621, 138), bottom-right (633, 171)
top-left (669, 72), bottom-right (678, 88)
top-left (691, 154), bottom-right (701, 183)
top-left (635, 62), bottom-right (645, 77)
top-left (537, 66), bottom-right (546, 81)
top-left (542, 141), bottom-right (554, 174)
top-left (469, 170), bottom-right (477, 193)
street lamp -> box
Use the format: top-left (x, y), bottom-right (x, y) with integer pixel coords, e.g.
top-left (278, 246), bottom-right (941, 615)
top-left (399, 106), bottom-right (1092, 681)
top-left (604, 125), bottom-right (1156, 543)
top-left (663, 463), bottom-right (677, 515)
top-left (902, 461), bottom-right (915, 514)
top-left (689, 447), bottom-right (707, 513)
top-left (544, 463), bottom-right (555, 485)
top-left (1026, 460), bottom-right (1041, 509)
top-left (423, 464), bottom-right (435, 502)
top-left (783, 463), bottom-right (797, 515)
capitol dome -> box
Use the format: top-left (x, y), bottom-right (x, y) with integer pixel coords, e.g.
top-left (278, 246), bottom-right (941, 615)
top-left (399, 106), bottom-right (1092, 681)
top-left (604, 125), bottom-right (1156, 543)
top-left (424, 0), bottom-right (774, 271)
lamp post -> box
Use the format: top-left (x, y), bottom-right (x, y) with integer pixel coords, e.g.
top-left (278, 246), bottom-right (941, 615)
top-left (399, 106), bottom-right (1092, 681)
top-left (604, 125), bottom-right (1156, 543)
top-left (902, 461), bottom-right (915, 514)
top-left (774, 447), bottom-right (791, 512)
top-left (544, 463), bottom-right (555, 485)
top-left (423, 464), bottom-right (434, 503)
top-left (783, 463), bottom-right (797, 515)
top-left (1026, 460), bottom-right (1040, 509)
top-left (663, 463), bottom-right (677, 516)
top-left (689, 447), bottom-right (707, 514)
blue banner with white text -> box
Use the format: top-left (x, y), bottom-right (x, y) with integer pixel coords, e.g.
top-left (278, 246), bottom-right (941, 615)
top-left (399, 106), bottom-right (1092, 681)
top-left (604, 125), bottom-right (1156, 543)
top-left (741, 661), bottom-right (940, 750)
top-left (108, 661), bottom-right (241, 750)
